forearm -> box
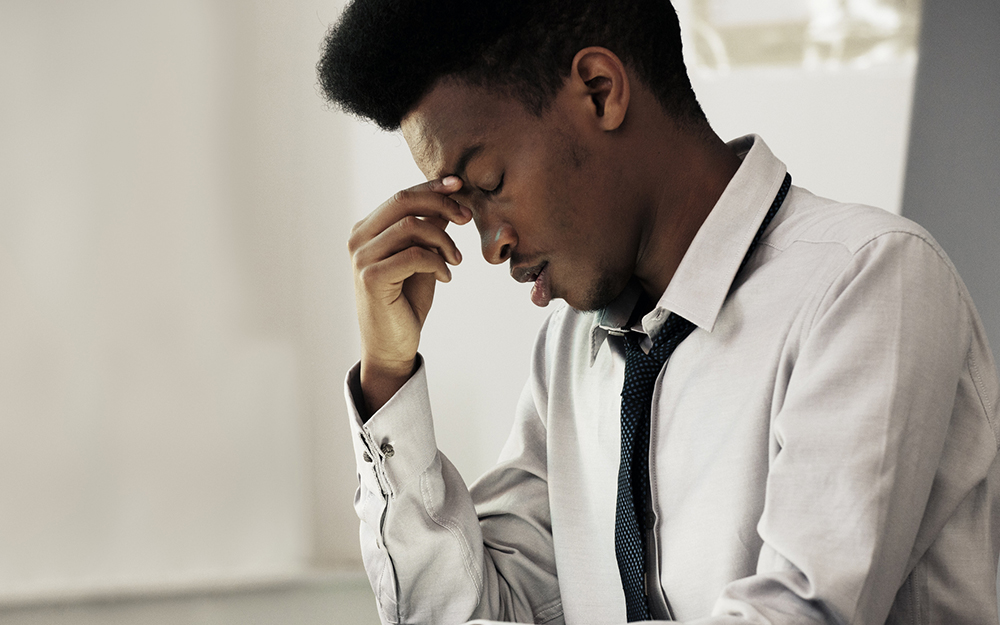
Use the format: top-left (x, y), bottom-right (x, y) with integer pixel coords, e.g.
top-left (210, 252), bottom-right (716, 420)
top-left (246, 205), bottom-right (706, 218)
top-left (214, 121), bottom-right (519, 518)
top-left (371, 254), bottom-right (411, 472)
top-left (346, 360), bottom-right (560, 624)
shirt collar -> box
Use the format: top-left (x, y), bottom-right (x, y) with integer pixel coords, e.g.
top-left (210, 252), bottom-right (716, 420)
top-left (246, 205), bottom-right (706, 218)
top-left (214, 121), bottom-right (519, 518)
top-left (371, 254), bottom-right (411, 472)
top-left (589, 134), bottom-right (788, 365)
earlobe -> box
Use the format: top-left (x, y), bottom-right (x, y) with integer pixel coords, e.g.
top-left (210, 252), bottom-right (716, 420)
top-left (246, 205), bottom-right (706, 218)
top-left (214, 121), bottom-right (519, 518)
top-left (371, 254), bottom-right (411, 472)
top-left (571, 47), bottom-right (630, 131)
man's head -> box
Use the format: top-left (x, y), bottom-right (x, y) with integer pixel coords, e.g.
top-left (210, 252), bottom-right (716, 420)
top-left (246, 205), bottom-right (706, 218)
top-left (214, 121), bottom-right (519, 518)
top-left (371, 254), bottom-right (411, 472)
top-left (320, 0), bottom-right (731, 312)
top-left (317, 0), bottom-right (706, 132)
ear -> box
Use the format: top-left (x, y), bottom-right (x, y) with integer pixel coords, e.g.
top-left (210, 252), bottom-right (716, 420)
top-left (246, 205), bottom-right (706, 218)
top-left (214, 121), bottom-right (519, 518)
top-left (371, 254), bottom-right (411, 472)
top-left (570, 47), bottom-right (630, 131)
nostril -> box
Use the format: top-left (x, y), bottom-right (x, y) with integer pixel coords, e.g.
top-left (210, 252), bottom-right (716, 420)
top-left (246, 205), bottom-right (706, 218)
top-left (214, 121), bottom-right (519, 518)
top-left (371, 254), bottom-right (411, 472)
top-left (482, 224), bottom-right (516, 265)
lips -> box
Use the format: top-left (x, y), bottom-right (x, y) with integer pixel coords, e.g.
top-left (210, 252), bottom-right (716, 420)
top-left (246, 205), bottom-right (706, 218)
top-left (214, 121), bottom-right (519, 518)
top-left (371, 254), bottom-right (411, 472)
top-left (511, 261), bottom-right (552, 308)
top-left (511, 261), bottom-right (546, 285)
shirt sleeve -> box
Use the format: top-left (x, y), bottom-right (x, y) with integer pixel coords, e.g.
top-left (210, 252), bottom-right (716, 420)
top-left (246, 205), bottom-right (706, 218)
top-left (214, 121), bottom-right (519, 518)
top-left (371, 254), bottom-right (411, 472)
top-left (344, 318), bottom-right (564, 625)
top-left (705, 230), bottom-right (989, 624)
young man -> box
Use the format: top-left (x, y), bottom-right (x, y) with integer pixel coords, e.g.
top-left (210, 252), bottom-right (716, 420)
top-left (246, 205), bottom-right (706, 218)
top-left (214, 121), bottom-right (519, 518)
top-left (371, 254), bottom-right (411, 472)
top-left (318, 1), bottom-right (1000, 623)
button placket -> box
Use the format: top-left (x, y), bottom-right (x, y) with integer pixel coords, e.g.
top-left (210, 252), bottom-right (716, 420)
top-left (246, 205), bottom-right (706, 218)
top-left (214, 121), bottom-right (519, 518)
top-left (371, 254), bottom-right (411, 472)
top-left (358, 429), bottom-right (393, 497)
top-left (359, 432), bottom-right (375, 463)
top-left (374, 441), bottom-right (396, 498)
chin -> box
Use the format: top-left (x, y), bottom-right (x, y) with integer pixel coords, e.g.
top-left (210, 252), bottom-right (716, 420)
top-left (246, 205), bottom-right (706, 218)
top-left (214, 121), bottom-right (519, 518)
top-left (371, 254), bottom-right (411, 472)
top-left (570, 273), bottom-right (624, 313)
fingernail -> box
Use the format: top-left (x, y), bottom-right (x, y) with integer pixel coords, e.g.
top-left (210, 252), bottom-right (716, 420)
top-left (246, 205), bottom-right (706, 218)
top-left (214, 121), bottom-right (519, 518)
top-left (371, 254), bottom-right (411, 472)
top-left (440, 175), bottom-right (460, 188)
top-left (459, 206), bottom-right (472, 220)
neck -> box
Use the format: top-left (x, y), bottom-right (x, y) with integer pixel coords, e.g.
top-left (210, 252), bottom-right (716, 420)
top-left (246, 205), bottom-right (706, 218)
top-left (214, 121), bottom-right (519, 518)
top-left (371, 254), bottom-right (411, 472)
top-left (630, 121), bottom-right (741, 302)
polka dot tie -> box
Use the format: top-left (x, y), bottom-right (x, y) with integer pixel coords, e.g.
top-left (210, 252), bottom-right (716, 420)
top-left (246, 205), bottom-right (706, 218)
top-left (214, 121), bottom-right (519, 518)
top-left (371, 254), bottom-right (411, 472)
top-left (614, 173), bottom-right (791, 621)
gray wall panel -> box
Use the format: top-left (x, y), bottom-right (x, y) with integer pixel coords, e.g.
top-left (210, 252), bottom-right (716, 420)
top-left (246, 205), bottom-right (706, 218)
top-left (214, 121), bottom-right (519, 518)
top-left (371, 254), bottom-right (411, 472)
top-left (902, 0), bottom-right (1000, 609)
top-left (902, 0), bottom-right (1000, 366)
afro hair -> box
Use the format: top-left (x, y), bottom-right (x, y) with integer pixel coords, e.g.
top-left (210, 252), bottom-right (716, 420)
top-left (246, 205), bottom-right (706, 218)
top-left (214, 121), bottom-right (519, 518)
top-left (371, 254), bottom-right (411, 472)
top-left (317, 0), bottom-right (706, 131)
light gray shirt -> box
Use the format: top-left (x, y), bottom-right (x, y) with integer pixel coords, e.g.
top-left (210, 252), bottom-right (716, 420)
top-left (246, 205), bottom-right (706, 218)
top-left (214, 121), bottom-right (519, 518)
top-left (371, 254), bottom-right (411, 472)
top-left (345, 135), bottom-right (1000, 624)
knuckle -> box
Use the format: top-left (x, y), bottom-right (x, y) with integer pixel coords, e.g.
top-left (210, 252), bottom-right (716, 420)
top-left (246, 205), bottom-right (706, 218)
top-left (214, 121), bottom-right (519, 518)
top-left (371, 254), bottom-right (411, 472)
top-left (348, 220), bottom-right (369, 254)
top-left (350, 248), bottom-right (365, 272)
top-left (392, 189), bottom-right (413, 205)
top-left (348, 233), bottom-right (369, 262)
top-left (437, 193), bottom-right (456, 209)
top-left (397, 215), bottom-right (419, 232)
top-left (358, 264), bottom-right (379, 287)
top-left (401, 246), bottom-right (422, 264)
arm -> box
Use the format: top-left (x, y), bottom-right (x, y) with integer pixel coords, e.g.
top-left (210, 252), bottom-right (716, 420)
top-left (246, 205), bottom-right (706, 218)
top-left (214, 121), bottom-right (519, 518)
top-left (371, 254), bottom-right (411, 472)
top-left (711, 231), bottom-right (982, 624)
top-left (345, 324), bottom-right (562, 624)
top-left (346, 179), bottom-right (562, 623)
top-left (348, 175), bottom-right (469, 418)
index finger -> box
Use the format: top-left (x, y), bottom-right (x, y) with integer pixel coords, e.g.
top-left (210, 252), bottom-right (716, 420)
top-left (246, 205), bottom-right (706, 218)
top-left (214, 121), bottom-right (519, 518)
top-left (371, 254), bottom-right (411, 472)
top-left (355, 176), bottom-right (470, 242)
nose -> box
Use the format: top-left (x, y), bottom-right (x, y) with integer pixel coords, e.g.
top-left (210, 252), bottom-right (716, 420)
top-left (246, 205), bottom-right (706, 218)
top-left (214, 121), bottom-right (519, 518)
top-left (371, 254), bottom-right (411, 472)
top-left (479, 220), bottom-right (517, 265)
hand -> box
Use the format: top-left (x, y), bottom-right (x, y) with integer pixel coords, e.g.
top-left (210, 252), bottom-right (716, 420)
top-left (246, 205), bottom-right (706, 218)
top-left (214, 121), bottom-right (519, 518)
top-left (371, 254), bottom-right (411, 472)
top-left (348, 176), bottom-right (471, 416)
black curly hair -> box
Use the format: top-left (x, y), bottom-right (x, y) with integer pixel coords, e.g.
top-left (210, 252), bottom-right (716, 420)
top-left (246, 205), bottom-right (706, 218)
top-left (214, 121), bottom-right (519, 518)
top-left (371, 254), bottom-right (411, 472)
top-left (317, 0), bottom-right (707, 132)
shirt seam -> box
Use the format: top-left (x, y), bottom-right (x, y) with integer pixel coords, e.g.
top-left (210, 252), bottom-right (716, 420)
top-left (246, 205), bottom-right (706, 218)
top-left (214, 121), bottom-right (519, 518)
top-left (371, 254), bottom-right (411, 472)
top-left (378, 549), bottom-right (401, 624)
top-left (801, 229), bottom-right (957, 336)
top-left (418, 468), bottom-right (485, 601)
top-left (533, 598), bottom-right (565, 623)
top-left (968, 352), bottom-right (1000, 449)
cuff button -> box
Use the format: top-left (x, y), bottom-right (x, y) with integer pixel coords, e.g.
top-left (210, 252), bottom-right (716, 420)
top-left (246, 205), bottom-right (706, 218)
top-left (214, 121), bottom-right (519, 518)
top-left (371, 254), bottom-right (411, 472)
top-left (380, 443), bottom-right (395, 458)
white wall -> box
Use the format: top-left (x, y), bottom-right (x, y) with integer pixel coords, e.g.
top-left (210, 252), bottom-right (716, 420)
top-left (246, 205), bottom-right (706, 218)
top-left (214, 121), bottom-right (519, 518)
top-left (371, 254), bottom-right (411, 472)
top-left (0, 0), bottom-right (361, 602)
top-left (691, 62), bottom-right (915, 215)
top-left (675, 0), bottom-right (917, 215)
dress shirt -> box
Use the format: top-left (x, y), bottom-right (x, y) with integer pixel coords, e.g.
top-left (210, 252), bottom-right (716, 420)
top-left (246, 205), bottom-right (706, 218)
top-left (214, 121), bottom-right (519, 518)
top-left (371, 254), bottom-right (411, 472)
top-left (344, 135), bottom-right (1000, 625)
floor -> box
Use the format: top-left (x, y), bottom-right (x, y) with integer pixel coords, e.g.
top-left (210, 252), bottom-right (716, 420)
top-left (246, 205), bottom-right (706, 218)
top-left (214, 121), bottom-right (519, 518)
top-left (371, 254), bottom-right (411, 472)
top-left (0, 571), bottom-right (381, 625)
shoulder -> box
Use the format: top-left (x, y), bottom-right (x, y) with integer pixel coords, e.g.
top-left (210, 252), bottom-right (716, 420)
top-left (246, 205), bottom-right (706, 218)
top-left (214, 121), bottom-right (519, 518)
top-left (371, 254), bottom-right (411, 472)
top-left (750, 185), bottom-right (985, 358)
top-left (768, 186), bottom-right (940, 256)
top-left (760, 186), bottom-right (966, 297)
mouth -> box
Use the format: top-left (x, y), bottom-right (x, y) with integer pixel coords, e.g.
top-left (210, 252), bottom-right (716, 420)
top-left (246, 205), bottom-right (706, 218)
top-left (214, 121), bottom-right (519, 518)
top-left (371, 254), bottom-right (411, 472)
top-left (511, 261), bottom-right (547, 284)
top-left (511, 261), bottom-right (553, 308)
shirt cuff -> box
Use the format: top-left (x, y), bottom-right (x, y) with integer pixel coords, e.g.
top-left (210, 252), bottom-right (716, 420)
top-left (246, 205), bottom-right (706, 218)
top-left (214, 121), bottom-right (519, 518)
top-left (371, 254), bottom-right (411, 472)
top-left (344, 356), bottom-right (439, 498)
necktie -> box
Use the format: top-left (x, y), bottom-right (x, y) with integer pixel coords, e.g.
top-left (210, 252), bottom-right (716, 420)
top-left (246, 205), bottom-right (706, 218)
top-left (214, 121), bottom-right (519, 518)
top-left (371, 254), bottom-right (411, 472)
top-left (615, 173), bottom-right (791, 621)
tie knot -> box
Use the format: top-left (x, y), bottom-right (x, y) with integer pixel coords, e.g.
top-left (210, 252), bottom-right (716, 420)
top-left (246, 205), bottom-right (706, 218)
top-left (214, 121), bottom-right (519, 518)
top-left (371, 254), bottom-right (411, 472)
top-left (624, 314), bottom-right (696, 369)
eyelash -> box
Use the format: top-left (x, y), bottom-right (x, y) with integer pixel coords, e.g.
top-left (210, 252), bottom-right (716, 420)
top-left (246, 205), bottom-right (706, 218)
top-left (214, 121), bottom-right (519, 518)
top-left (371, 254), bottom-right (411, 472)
top-left (481, 173), bottom-right (505, 198)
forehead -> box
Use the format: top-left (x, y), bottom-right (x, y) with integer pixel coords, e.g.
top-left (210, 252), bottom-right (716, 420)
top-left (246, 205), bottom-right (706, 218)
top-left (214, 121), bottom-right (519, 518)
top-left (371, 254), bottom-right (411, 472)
top-left (400, 80), bottom-right (532, 179)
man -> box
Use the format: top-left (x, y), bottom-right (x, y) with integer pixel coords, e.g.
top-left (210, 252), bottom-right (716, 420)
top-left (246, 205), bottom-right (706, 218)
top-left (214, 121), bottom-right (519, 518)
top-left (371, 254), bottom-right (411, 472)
top-left (317, 0), bottom-right (1000, 623)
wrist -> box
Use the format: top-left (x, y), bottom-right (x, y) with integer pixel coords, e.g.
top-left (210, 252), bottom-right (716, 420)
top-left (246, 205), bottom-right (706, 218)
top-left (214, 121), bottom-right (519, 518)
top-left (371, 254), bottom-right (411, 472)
top-left (359, 355), bottom-right (419, 418)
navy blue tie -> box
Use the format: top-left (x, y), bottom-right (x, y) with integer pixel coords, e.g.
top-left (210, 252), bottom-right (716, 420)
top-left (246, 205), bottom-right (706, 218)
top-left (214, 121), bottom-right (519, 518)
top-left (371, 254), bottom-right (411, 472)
top-left (615, 173), bottom-right (791, 621)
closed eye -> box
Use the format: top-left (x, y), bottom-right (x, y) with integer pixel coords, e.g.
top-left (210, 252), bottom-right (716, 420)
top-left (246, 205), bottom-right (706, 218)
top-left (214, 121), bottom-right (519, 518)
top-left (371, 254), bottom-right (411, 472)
top-left (480, 173), bottom-right (505, 198)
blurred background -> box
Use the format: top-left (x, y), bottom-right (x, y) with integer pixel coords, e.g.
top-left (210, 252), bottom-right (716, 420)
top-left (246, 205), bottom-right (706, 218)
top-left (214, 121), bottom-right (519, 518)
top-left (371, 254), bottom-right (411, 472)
top-left (0, 0), bottom-right (996, 623)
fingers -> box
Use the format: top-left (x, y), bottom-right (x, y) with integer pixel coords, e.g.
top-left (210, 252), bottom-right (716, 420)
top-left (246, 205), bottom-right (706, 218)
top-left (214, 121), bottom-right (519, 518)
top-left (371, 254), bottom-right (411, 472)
top-left (350, 175), bottom-right (470, 298)
top-left (358, 245), bottom-right (453, 293)
top-left (350, 176), bottom-right (470, 249)
top-left (359, 213), bottom-right (464, 268)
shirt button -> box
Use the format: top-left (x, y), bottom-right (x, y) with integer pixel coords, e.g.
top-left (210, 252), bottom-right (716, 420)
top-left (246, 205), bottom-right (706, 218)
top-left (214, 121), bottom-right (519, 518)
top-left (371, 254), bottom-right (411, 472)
top-left (381, 443), bottom-right (395, 458)
top-left (362, 451), bottom-right (372, 463)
